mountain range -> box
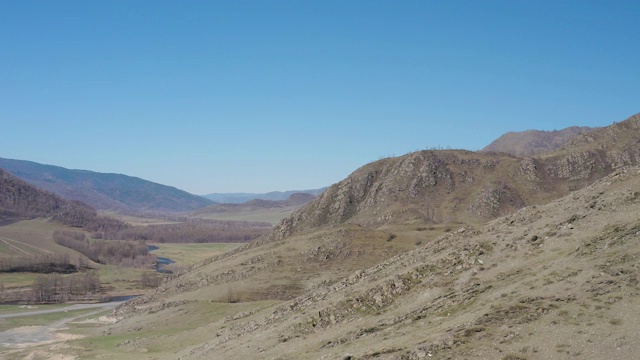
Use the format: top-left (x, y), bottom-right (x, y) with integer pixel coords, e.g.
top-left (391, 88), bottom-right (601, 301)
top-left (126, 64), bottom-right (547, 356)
top-left (0, 158), bottom-right (327, 215)
top-left (202, 188), bottom-right (326, 204)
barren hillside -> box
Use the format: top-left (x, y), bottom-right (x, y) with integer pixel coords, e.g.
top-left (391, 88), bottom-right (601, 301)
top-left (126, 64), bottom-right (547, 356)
top-left (186, 166), bottom-right (640, 359)
top-left (107, 166), bottom-right (640, 360)
top-left (114, 113), bottom-right (640, 308)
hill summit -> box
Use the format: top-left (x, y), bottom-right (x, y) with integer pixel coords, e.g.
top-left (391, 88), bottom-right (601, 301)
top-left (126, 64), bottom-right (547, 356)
top-left (481, 126), bottom-right (593, 156)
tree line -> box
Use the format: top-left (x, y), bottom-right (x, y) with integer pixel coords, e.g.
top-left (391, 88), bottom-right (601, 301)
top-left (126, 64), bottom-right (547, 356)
top-left (0, 168), bottom-right (129, 234)
top-left (0, 253), bottom-right (77, 273)
top-left (53, 230), bottom-right (156, 269)
top-left (30, 271), bottom-right (101, 303)
top-left (0, 271), bottom-right (101, 303)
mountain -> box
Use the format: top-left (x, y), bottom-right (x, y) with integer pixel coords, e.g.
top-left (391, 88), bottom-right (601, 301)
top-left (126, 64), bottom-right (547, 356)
top-left (202, 188), bottom-right (326, 204)
top-left (194, 192), bottom-right (315, 215)
top-left (481, 125), bottom-right (593, 157)
top-left (191, 193), bottom-right (317, 225)
top-left (102, 113), bottom-right (640, 359)
top-left (112, 165), bottom-right (640, 360)
top-left (0, 168), bottom-right (125, 231)
top-left (0, 158), bottom-right (214, 213)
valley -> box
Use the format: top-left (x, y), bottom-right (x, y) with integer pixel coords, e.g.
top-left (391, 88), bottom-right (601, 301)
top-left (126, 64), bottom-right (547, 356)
top-left (0, 113), bottom-right (639, 359)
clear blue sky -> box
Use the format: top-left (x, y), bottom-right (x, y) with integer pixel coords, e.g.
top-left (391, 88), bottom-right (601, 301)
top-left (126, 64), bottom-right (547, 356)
top-left (1, 1), bottom-right (638, 194)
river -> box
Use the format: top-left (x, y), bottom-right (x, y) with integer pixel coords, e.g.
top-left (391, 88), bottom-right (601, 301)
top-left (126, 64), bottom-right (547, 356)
top-left (147, 245), bottom-right (175, 274)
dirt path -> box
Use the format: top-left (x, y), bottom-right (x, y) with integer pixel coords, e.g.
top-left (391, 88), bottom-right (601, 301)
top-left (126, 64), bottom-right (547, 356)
top-left (0, 237), bottom-right (34, 256)
top-left (0, 302), bottom-right (121, 320)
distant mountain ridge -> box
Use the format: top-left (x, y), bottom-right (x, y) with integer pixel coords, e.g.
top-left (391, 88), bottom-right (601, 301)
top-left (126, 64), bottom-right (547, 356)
top-left (481, 125), bottom-right (594, 157)
top-left (194, 192), bottom-right (316, 216)
top-left (0, 158), bottom-right (214, 213)
top-left (202, 188), bottom-right (326, 204)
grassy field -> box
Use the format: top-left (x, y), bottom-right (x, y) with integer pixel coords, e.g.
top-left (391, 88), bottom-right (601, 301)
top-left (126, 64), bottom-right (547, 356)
top-left (0, 219), bottom-right (89, 260)
top-left (0, 272), bottom-right (40, 289)
top-left (67, 300), bottom-right (281, 359)
top-left (149, 242), bottom-right (242, 267)
top-left (0, 307), bottom-right (99, 332)
top-left (98, 211), bottom-right (182, 226)
top-left (192, 207), bottom-right (296, 225)
top-left (0, 219), bottom-right (151, 297)
top-left (0, 303), bottom-right (68, 315)
top-left (96, 265), bottom-right (155, 295)
top-left (0, 218), bottom-right (246, 301)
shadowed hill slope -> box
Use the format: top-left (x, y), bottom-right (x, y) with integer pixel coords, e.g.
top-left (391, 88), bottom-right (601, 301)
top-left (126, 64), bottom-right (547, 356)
top-left (0, 158), bottom-right (214, 213)
top-left (0, 168), bottom-right (126, 231)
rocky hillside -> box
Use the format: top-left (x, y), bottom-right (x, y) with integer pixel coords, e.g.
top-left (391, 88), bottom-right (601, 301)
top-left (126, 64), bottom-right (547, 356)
top-left (0, 168), bottom-right (126, 232)
top-left (92, 113), bottom-right (640, 359)
top-left (269, 114), bottom-right (640, 241)
top-left (197, 166), bottom-right (640, 359)
top-left (481, 126), bottom-right (593, 157)
top-left (0, 158), bottom-right (214, 213)
top-left (108, 113), bottom-right (640, 308)
top-left (108, 165), bottom-right (640, 360)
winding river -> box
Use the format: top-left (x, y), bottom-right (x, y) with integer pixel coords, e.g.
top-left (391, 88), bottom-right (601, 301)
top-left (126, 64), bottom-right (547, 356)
top-left (147, 245), bottom-right (175, 274)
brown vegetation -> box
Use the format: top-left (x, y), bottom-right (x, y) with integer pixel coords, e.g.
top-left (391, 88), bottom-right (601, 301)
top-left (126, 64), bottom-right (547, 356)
top-left (30, 271), bottom-right (101, 303)
top-left (53, 230), bottom-right (155, 268)
top-left (112, 219), bottom-right (271, 243)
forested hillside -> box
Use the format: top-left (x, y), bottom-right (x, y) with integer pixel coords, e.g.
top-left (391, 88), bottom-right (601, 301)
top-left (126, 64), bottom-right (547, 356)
top-left (0, 168), bottom-right (127, 233)
top-left (0, 158), bottom-right (213, 213)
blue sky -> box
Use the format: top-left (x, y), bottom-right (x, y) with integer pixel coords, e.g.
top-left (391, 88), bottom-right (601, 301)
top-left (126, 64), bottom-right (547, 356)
top-left (1, 1), bottom-right (638, 194)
